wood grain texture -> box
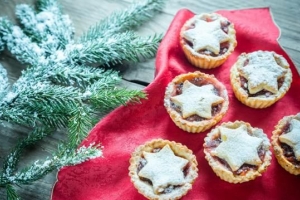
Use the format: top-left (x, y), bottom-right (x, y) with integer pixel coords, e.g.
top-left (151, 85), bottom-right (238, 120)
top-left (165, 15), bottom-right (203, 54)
top-left (0, 0), bottom-right (299, 199)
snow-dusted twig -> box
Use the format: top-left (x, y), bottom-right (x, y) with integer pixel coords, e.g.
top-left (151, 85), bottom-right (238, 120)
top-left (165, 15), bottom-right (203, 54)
top-left (0, 0), bottom-right (165, 199)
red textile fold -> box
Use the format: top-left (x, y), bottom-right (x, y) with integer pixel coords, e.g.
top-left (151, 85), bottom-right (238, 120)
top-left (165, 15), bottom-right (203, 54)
top-left (52, 8), bottom-right (300, 200)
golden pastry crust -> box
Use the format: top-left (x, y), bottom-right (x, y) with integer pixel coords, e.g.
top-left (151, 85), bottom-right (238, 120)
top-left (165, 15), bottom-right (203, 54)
top-left (164, 71), bottom-right (229, 133)
top-left (271, 113), bottom-right (300, 175)
top-left (128, 139), bottom-right (198, 200)
top-left (203, 121), bottom-right (272, 183)
top-left (230, 50), bottom-right (292, 108)
top-left (180, 13), bottom-right (237, 69)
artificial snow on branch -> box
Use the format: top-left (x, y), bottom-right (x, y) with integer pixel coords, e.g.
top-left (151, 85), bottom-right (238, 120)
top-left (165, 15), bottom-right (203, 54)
top-left (0, 128), bottom-right (102, 199)
top-left (0, 0), bottom-right (165, 199)
top-left (0, 37), bottom-right (4, 51)
top-left (80, 0), bottom-right (165, 41)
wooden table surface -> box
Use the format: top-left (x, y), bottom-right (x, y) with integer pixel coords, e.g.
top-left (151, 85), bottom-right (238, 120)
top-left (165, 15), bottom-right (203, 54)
top-left (0, 0), bottom-right (299, 199)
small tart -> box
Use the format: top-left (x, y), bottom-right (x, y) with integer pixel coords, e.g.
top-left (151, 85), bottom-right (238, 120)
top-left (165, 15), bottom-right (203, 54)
top-left (129, 139), bottom-right (198, 200)
top-left (271, 113), bottom-right (300, 175)
top-left (203, 121), bottom-right (272, 183)
top-left (164, 71), bottom-right (229, 133)
top-left (230, 50), bottom-right (292, 108)
top-left (180, 13), bottom-right (237, 69)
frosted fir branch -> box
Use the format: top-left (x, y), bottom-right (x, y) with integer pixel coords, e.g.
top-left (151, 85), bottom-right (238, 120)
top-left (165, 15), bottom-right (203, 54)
top-left (14, 62), bottom-right (122, 96)
top-left (1, 142), bottom-right (102, 199)
top-left (16, 62), bottom-right (122, 97)
top-left (133, 33), bottom-right (163, 59)
top-left (56, 143), bottom-right (103, 167)
top-left (15, 4), bottom-right (40, 41)
top-left (69, 32), bottom-right (162, 66)
top-left (0, 67), bottom-right (135, 138)
top-left (0, 36), bottom-right (4, 51)
top-left (35, 0), bottom-right (74, 47)
top-left (80, 0), bottom-right (165, 41)
top-left (15, 2), bottom-right (74, 52)
top-left (0, 17), bottom-right (45, 66)
top-left (48, 65), bottom-right (121, 89)
top-left (2, 128), bottom-right (54, 179)
top-left (5, 184), bottom-right (19, 200)
top-left (88, 85), bottom-right (146, 112)
top-left (67, 106), bottom-right (94, 147)
top-left (0, 0), bottom-right (164, 196)
top-left (69, 31), bottom-right (137, 65)
top-left (36, 0), bottom-right (61, 14)
top-left (0, 64), bottom-right (10, 102)
top-left (1, 83), bottom-right (83, 128)
top-left (11, 143), bottom-right (102, 185)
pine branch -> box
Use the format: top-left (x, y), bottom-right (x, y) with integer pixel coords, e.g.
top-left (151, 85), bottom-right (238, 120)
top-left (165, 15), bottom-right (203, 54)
top-left (15, 1), bottom-right (73, 52)
top-left (0, 128), bottom-right (54, 188)
top-left (15, 4), bottom-right (40, 42)
top-left (0, 36), bottom-right (4, 51)
top-left (1, 83), bottom-right (82, 128)
top-left (0, 17), bottom-right (45, 66)
top-left (48, 65), bottom-right (121, 89)
top-left (1, 141), bottom-right (102, 188)
top-left (0, 0), bottom-right (165, 197)
top-left (0, 128), bottom-right (101, 187)
top-left (36, 0), bottom-right (61, 13)
top-left (2, 128), bottom-right (54, 181)
top-left (69, 32), bottom-right (162, 66)
top-left (0, 64), bottom-right (10, 101)
top-left (80, 0), bottom-right (165, 41)
top-left (0, 128), bottom-right (54, 186)
top-left (88, 85), bottom-right (146, 112)
top-left (11, 143), bottom-right (102, 185)
top-left (67, 106), bottom-right (94, 147)
top-left (6, 184), bottom-right (19, 200)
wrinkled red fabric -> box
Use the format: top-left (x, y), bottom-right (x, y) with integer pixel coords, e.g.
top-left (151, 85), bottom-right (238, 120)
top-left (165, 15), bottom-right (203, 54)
top-left (52, 8), bottom-right (300, 200)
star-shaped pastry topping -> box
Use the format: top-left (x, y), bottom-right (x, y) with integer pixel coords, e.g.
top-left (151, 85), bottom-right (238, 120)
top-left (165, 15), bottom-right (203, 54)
top-left (183, 18), bottom-right (230, 54)
top-left (238, 51), bottom-right (287, 94)
top-left (279, 118), bottom-right (300, 160)
top-left (212, 124), bottom-right (263, 171)
top-left (138, 144), bottom-right (188, 194)
top-left (171, 81), bottom-right (224, 119)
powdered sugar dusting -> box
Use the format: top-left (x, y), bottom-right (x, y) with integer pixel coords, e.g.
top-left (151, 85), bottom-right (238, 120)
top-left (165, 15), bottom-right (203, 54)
top-left (183, 13), bottom-right (230, 54)
top-left (138, 144), bottom-right (188, 194)
top-left (238, 51), bottom-right (288, 94)
top-left (171, 80), bottom-right (224, 119)
top-left (212, 124), bottom-right (264, 171)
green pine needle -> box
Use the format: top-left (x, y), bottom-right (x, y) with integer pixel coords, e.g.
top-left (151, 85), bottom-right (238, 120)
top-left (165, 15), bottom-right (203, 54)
top-left (12, 143), bottom-right (102, 185)
top-left (67, 106), bottom-right (94, 147)
top-left (0, 0), bottom-right (165, 197)
top-left (89, 87), bottom-right (146, 111)
top-left (6, 184), bottom-right (20, 200)
top-left (2, 128), bottom-right (54, 179)
top-left (80, 0), bottom-right (165, 41)
top-left (70, 32), bottom-right (162, 66)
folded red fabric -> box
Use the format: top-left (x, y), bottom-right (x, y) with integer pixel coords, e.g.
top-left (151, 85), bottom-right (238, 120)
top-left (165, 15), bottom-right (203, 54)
top-left (52, 8), bottom-right (300, 200)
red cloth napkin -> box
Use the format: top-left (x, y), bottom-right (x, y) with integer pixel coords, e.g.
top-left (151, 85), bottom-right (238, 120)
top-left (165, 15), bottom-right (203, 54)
top-left (52, 8), bottom-right (300, 200)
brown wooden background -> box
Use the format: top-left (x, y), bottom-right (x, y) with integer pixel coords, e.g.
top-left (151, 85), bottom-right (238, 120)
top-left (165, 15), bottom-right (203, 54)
top-left (0, 0), bottom-right (299, 199)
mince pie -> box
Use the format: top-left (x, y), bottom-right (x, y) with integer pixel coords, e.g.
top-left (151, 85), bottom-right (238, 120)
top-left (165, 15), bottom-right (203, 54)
top-left (164, 71), bottom-right (229, 133)
top-left (230, 50), bottom-right (292, 108)
top-left (180, 12), bottom-right (237, 69)
top-left (272, 113), bottom-right (300, 175)
top-left (203, 121), bottom-right (272, 183)
top-left (129, 139), bottom-right (198, 200)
